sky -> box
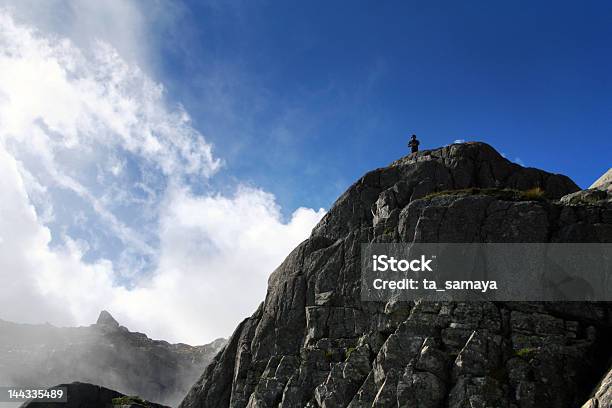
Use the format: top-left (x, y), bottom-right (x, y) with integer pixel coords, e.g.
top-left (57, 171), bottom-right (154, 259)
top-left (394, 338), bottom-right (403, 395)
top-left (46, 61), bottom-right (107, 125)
top-left (0, 0), bottom-right (610, 344)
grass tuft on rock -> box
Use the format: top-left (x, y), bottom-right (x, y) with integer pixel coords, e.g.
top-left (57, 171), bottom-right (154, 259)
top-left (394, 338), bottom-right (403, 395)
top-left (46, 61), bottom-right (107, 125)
top-left (423, 187), bottom-right (546, 202)
top-left (515, 347), bottom-right (538, 359)
top-left (112, 395), bottom-right (149, 407)
top-left (522, 187), bottom-right (545, 200)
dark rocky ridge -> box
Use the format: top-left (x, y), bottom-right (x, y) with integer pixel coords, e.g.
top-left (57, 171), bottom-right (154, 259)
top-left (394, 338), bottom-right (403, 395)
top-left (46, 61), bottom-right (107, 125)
top-left (180, 142), bottom-right (612, 408)
top-left (0, 312), bottom-right (226, 407)
top-left (20, 382), bottom-right (169, 408)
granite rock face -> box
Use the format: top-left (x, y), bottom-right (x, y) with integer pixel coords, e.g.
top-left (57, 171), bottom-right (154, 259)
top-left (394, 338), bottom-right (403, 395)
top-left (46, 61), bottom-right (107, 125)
top-left (180, 142), bottom-right (611, 408)
top-left (0, 312), bottom-right (226, 407)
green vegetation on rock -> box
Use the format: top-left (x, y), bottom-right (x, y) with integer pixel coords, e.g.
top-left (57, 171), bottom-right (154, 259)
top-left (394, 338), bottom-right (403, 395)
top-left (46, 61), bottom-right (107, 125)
top-left (423, 187), bottom-right (546, 201)
top-left (515, 347), bottom-right (538, 359)
top-left (112, 395), bottom-right (149, 407)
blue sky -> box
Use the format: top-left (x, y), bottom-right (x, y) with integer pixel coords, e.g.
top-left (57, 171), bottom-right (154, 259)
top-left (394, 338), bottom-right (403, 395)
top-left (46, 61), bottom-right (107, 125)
top-left (149, 0), bottom-right (611, 213)
top-left (0, 0), bottom-right (610, 343)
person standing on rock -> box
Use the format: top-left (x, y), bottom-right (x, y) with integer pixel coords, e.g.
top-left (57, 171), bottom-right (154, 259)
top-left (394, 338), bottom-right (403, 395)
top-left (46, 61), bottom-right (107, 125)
top-left (408, 134), bottom-right (420, 153)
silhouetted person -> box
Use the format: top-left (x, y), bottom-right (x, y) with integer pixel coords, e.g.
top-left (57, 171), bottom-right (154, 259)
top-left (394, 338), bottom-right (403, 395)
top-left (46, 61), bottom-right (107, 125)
top-left (408, 134), bottom-right (420, 153)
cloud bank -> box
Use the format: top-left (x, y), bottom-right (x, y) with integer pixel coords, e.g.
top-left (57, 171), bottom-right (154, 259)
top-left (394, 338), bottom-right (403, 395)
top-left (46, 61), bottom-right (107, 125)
top-left (0, 9), bottom-right (325, 344)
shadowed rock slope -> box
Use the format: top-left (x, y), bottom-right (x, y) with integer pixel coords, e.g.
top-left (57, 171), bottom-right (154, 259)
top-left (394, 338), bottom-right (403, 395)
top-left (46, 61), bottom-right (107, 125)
top-left (0, 312), bottom-right (225, 407)
top-left (20, 382), bottom-right (169, 408)
top-left (180, 142), bottom-right (611, 408)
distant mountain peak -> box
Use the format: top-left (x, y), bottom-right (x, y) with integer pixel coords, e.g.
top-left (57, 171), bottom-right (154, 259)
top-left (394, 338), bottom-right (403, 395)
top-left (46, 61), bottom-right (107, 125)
top-left (96, 310), bottom-right (119, 328)
top-left (1, 313), bottom-right (226, 406)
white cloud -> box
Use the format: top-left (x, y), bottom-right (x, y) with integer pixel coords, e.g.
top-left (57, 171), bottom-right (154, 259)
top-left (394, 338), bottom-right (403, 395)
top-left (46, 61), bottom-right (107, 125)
top-left (0, 144), bottom-right (117, 325)
top-left (0, 8), bottom-right (222, 258)
top-left (0, 11), bottom-right (221, 179)
top-left (0, 9), bottom-right (325, 344)
top-left (0, 0), bottom-right (162, 68)
top-left (110, 186), bottom-right (324, 343)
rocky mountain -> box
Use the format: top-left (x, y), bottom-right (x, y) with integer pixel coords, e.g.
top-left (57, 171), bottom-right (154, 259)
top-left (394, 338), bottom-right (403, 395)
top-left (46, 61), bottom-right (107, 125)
top-left (180, 142), bottom-right (612, 408)
top-left (0, 311), bottom-right (225, 407)
top-left (21, 382), bottom-right (170, 408)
